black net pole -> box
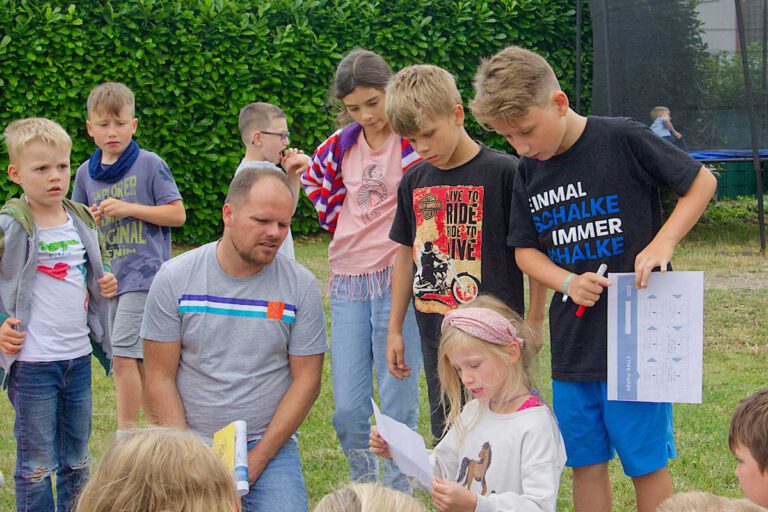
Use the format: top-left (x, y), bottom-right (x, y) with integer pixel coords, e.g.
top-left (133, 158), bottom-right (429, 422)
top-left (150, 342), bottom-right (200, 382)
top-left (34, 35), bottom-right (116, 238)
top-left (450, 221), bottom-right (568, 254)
top-left (576, 0), bottom-right (582, 113)
top-left (601, 0), bottom-right (612, 115)
top-left (735, 0), bottom-right (766, 255)
top-left (763, 0), bottom-right (767, 93)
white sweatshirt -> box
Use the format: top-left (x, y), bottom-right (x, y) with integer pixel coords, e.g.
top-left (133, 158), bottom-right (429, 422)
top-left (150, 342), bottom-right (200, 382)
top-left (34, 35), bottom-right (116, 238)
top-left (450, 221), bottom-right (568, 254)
top-left (430, 401), bottom-right (566, 512)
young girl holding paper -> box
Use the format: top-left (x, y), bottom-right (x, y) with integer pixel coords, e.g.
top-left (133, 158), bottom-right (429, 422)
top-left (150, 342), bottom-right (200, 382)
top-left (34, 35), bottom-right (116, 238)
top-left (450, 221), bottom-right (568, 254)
top-left (370, 295), bottom-right (566, 512)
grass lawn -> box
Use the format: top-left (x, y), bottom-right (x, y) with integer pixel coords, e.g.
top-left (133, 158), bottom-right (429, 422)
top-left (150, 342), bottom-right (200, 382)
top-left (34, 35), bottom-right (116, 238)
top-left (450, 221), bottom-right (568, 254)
top-left (1, 224), bottom-right (767, 510)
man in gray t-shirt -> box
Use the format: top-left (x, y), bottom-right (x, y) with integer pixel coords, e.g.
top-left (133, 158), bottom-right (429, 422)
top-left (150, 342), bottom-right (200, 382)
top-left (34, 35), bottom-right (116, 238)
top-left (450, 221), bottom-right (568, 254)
top-left (142, 167), bottom-right (326, 512)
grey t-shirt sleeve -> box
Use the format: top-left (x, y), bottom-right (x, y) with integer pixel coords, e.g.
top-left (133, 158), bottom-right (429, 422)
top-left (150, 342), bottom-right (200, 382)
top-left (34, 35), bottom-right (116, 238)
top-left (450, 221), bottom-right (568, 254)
top-left (151, 158), bottom-right (183, 206)
top-left (140, 263), bottom-right (182, 342)
top-left (287, 275), bottom-right (327, 356)
top-left (71, 165), bottom-right (88, 205)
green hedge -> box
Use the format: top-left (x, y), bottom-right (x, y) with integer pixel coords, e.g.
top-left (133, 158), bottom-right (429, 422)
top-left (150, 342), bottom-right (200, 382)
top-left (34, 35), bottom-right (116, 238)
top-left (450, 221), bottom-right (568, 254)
top-left (0, 0), bottom-right (590, 244)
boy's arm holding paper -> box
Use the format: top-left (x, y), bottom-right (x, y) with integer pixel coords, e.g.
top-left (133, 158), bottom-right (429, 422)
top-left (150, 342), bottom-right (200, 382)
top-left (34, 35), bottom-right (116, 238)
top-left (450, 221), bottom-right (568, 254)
top-left (633, 166), bottom-right (716, 288)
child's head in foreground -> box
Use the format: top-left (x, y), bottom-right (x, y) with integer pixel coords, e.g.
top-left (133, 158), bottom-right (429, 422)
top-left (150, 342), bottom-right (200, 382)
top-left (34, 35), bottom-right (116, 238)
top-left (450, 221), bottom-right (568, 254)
top-left (729, 388), bottom-right (768, 507)
top-left (437, 295), bottom-right (537, 433)
top-left (313, 482), bottom-right (426, 512)
top-left (4, 117), bottom-right (72, 211)
top-left (471, 45), bottom-right (572, 161)
top-left (238, 102), bottom-right (289, 164)
top-left (658, 491), bottom-right (768, 512)
top-left (385, 64), bottom-right (469, 168)
top-left (85, 82), bottom-right (138, 164)
top-left (75, 427), bottom-right (239, 512)
top-left (651, 106), bottom-right (671, 121)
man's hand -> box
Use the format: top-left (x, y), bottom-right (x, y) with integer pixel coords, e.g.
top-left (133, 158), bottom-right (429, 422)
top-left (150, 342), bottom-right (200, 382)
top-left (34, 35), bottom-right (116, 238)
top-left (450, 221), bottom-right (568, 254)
top-left (0, 317), bottom-right (24, 356)
top-left (98, 197), bottom-right (134, 220)
top-left (369, 426), bottom-right (392, 459)
top-left (247, 450), bottom-right (269, 485)
top-left (386, 331), bottom-right (411, 379)
top-left (634, 237), bottom-right (675, 289)
top-left (431, 477), bottom-right (478, 512)
top-left (568, 272), bottom-right (611, 307)
top-left (97, 272), bottom-right (118, 298)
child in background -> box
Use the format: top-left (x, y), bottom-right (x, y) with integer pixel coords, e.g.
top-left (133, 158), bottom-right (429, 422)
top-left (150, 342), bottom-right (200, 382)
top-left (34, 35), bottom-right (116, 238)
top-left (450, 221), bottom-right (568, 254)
top-left (75, 427), bottom-right (239, 512)
top-left (371, 295), bottom-right (565, 512)
top-left (384, 64), bottom-right (546, 443)
top-left (1, 118), bottom-right (117, 512)
top-left (72, 82), bottom-right (185, 433)
top-left (302, 49), bottom-right (423, 492)
top-left (729, 389), bottom-right (768, 508)
top-left (237, 102), bottom-right (310, 260)
top-left (650, 106), bottom-right (688, 151)
top-left (471, 45), bottom-right (717, 512)
top-left (314, 482), bottom-right (426, 512)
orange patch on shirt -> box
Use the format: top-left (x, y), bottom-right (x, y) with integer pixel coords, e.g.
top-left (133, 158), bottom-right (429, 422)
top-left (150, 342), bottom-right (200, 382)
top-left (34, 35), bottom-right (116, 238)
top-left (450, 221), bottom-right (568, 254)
top-left (267, 301), bottom-right (285, 320)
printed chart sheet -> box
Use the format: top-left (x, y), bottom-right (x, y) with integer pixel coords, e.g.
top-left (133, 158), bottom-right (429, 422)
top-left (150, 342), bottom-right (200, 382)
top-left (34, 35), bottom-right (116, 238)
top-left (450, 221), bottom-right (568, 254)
top-left (607, 272), bottom-right (703, 403)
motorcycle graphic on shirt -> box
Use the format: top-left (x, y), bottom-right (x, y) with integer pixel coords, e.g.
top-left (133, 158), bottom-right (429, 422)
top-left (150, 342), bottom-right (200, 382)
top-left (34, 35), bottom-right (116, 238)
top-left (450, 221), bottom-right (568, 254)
top-left (412, 186), bottom-right (483, 314)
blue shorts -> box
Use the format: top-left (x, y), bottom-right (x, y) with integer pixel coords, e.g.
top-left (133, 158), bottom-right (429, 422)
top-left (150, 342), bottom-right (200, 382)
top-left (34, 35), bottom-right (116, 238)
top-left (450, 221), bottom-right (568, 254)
top-left (552, 380), bottom-right (676, 477)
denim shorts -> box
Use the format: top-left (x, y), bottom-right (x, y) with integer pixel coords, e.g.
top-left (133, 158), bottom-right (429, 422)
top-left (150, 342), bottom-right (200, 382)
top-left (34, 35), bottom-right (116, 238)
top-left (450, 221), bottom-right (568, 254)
top-left (552, 380), bottom-right (676, 477)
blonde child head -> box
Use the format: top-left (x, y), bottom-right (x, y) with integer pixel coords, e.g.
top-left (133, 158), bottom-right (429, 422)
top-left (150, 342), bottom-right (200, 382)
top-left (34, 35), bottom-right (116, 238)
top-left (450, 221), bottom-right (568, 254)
top-left (87, 82), bottom-right (135, 118)
top-left (75, 427), bottom-right (238, 512)
top-left (384, 64), bottom-right (462, 137)
top-left (238, 102), bottom-right (287, 146)
top-left (437, 294), bottom-right (538, 436)
top-left (3, 117), bottom-right (71, 166)
top-left (657, 491), bottom-right (768, 512)
top-left (650, 106), bottom-right (671, 121)
top-left (470, 45), bottom-right (561, 129)
top-left (313, 482), bottom-right (426, 512)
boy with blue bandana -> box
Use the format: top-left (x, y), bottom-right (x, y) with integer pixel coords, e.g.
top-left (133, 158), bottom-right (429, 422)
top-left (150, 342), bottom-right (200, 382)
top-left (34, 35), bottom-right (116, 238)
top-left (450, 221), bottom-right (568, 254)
top-left (72, 82), bottom-right (186, 434)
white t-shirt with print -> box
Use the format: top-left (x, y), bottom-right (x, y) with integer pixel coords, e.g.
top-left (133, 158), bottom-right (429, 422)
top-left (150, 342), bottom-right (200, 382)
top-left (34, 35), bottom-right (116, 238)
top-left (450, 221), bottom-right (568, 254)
top-left (19, 214), bottom-right (92, 362)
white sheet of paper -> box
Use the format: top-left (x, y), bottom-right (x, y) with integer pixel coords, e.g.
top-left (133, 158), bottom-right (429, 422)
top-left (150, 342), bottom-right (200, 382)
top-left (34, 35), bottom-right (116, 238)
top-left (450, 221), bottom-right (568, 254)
top-left (371, 398), bottom-right (433, 489)
top-left (607, 272), bottom-right (703, 403)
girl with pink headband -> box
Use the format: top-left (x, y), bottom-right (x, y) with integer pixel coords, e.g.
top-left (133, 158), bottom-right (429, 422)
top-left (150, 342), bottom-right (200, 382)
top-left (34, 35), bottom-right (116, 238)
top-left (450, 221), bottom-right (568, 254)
top-left (371, 295), bottom-right (566, 512)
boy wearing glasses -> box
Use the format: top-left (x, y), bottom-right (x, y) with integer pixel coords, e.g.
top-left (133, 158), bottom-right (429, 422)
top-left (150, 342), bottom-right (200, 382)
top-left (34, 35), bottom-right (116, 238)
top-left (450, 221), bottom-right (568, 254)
top-left (72, 82), bottom-right (185, 434)
top-left (237, 102), bottom-right (309, 260)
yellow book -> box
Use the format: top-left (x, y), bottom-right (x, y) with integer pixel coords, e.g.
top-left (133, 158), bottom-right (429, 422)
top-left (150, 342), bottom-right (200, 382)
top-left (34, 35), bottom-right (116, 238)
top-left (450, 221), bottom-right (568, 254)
top-left (213, 420), bottom-right (249, 496)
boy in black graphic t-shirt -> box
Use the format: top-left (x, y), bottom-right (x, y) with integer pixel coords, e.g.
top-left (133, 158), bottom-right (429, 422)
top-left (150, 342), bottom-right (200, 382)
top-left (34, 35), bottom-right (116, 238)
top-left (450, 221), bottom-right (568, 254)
top-left (385, 64), bottom-right (547, 443)
top-left (471, 46), bottom-right (716, 512)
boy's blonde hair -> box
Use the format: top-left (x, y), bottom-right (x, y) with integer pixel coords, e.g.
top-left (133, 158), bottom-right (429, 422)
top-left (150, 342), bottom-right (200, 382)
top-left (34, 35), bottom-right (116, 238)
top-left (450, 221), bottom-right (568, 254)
top-left (470, 45), bottom-right (561, 129)
top-left (657, 491), bottom-right (768, 512)
top-left (729, 388), bottom-right (768, 473)
top-left (313, 482), bottom-right (426, 512)
top-left (237, 102), bottom-right (286, 145)
top-left (437, 294), bottom-right (538, 439)
top-left (75, 427), bottom-right (238, 512)
top-left (385, 64), bottom-right (462, 137)
top-left (3, 118), bottom-right (71, 165)
top-left (87, 82), bottom-right (135, 117)
top-left (651, 106), bottom-right (671, 120)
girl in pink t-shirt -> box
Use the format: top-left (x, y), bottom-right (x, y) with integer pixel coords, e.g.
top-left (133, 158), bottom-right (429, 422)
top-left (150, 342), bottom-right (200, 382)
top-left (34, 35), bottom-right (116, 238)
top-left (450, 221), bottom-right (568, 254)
top-left (302, 49), bottom-right (422, 492)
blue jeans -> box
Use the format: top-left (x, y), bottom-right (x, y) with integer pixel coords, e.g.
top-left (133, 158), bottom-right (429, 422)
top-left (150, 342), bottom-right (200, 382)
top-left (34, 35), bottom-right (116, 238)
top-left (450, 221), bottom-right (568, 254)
top-left (241, 438), bottom-right (307, 512)
top-left (330, 277), bottom-right (422, 493)
top-left (7, 355), bottom-right (93, 512)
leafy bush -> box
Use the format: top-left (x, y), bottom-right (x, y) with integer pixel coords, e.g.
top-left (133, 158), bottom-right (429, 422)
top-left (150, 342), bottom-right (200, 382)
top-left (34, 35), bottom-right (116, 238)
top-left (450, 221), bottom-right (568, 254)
top-left (700, 195), bottom-right (768, 225)
top-left (0, 0), bottom-right (589, 244)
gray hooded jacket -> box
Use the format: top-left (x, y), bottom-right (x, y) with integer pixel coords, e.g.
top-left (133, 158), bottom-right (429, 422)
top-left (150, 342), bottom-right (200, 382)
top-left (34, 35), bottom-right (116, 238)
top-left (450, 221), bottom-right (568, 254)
top-left (0, 196), bottom-right (112, 387)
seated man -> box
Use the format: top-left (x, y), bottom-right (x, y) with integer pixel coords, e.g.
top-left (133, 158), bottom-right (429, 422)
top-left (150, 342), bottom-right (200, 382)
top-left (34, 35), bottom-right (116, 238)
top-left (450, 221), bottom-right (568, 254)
top-left (142, 167), bottom-right (328, 512)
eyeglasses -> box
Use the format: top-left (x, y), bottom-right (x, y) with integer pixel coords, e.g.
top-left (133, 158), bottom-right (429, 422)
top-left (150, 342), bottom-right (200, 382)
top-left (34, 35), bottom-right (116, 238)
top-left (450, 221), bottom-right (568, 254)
top-left (261, 130), bottom-right (291, 141)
